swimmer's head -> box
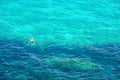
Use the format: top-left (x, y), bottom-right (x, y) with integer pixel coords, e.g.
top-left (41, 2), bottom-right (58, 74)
top-left (30, 37), bottom-right (34, 43)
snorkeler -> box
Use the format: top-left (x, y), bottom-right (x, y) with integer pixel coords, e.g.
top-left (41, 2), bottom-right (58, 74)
top-left (30, 37), bottom-right (34, 43)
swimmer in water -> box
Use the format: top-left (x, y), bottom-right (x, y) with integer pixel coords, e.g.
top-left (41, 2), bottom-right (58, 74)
top-left (30, 37), bottom-right (34, 43)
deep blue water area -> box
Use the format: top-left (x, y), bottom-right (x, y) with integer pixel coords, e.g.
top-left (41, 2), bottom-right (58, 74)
top-left (0, 39), bottom-right (120, 80)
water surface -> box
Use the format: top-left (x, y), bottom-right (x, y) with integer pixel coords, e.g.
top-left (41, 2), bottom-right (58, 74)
top-left (0, 0), bottom-right (120, 80)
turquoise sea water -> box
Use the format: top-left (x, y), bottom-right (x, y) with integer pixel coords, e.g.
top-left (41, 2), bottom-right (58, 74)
top-left (0, 0), bottom-right (120, 80)
top-left (0, 0), bottom-right (120, 45)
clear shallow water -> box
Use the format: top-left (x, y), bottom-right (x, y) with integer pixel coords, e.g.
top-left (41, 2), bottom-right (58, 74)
top-left (0, 0), bottom-right (120, 80)
top-left (0, 0), bottom-right (120, 45)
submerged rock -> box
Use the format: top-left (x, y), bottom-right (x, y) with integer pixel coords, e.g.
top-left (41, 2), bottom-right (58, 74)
top-left (45, 56), bottom-right (101, 72)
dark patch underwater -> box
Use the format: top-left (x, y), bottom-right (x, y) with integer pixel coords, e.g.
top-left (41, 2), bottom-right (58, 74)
top-left (0, 39), bottom-right (120, 80)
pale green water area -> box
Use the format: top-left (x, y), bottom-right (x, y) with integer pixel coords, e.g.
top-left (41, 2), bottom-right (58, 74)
top-left (0, 0), bottom-right (120, 46)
